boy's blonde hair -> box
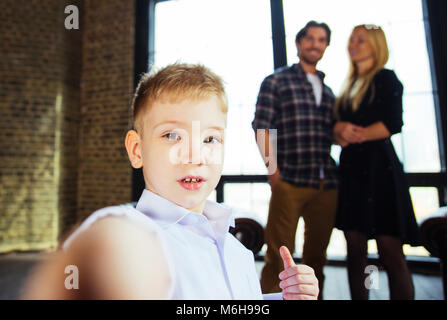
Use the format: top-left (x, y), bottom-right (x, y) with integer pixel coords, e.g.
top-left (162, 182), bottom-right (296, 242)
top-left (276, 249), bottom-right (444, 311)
top-left (131, 63), bottom-right (228, 134)
top-left (335, 24), bottom-right (389, 117)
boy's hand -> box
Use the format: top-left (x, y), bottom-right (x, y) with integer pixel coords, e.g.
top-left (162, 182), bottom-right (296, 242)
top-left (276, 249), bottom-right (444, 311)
top-left (278, 246), bottom-right (319, 300)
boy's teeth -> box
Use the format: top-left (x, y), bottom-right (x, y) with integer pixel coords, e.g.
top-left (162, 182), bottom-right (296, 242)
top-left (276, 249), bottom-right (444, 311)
top-left (182, 178), bottom-right (200, 183)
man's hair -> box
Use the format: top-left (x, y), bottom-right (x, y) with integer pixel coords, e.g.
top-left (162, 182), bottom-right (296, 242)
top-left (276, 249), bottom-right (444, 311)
top-left (131, 63), bottom-right (228, 133)
top-left (295, 21), bottom-right (331, 45)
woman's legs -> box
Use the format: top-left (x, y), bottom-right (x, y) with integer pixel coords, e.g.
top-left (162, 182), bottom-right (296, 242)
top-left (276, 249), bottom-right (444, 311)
top-left (376, 235), bottom-right (414, 300)
top-left (344, 230), bottom-right (369, 300)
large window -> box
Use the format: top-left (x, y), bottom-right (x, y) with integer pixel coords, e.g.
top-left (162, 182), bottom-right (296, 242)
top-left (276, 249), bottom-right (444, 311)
top-left (283, 0), bottom-right (441, 173)
top-left (151, 0), bottom-right (443, 258)
top-left (154, 0), bottom-right (272, 176)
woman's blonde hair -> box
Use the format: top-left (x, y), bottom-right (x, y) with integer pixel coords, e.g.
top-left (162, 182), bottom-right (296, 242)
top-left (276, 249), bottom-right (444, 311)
top-left (334, 24), bottom-right (389, 117)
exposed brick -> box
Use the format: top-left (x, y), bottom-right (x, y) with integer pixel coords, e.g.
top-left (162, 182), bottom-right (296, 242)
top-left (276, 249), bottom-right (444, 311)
top-left (0, 0), bottom-right (134, 252)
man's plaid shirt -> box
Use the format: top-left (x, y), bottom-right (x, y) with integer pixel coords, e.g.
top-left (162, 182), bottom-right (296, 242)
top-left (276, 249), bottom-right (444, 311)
top-left (252, 63), bottom-right (338, 189)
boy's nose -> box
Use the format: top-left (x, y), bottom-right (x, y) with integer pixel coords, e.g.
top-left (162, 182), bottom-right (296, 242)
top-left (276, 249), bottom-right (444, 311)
top-left (187, 139), bottom-right (202, 165)
top-left (175, 141), bottom-right (221, 166)
top-left (169, 141), bottom-right (203, 165)
top-left (187, 121), bottom-right (202, 165)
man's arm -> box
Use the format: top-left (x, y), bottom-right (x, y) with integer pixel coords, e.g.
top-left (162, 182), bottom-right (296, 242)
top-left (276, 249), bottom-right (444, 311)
top-left (252, 76), bottom-right (280, 186)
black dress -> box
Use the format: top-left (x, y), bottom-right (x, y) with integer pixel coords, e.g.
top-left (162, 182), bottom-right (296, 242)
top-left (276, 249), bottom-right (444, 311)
top-left (335, 69), bottom-right (421, 246)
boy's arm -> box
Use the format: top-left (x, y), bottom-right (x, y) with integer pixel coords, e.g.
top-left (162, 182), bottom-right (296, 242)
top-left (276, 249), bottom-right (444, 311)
top-left (263, 292), bottom-right (283, 300)
top-left (22, 216), bottom-right (173, 299)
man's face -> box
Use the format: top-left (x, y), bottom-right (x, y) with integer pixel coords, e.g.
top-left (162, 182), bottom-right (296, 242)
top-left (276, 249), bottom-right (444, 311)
top-left (127, 96), bottom-right (226, 213)
top-left (296, 27), bottom-right (329, 65)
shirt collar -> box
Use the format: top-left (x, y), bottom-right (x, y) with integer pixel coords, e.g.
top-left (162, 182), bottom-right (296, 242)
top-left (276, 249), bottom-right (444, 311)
top-left (294, 62), bottom-right (326, 81)
top-left (135, 189), bottom-right (235, 237)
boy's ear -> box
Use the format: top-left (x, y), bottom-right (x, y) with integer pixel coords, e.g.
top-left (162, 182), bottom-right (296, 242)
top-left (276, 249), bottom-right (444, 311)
top-left (125, 130), bottom-right (143, 169)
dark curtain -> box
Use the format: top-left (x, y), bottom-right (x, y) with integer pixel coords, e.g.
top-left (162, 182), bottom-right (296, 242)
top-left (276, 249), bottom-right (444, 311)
top-left (424, 0), bottom-right (447, 172)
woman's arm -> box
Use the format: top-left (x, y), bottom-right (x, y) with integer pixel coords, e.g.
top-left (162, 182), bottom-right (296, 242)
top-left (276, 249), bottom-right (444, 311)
top-left (373, 70), bottom-right (404, 137)
top-left (360, 121), bottom-right (391, 142)
top-left (356, 71), bottom-right (403, 142)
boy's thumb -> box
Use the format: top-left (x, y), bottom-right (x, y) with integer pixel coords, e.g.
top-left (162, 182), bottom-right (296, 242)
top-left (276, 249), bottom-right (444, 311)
top-left (279, 246), bottom-right (294, 269)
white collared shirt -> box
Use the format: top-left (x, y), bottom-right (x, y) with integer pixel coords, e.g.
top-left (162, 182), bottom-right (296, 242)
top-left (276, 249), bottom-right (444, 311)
top-left (306, 72), bottom-right (323, 107)
top-left (63, 189), bottom-right (282, 300)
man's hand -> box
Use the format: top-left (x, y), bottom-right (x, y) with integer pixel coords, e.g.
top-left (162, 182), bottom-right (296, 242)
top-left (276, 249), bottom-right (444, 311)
top-left (278, 246), bottom-right (319, 300)
top-left (268, 169), bottom-right (281, 190)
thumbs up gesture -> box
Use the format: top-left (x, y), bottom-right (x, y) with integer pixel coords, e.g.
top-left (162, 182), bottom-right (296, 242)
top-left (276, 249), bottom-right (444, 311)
top-left (278, 246), bottom-right (319, 300)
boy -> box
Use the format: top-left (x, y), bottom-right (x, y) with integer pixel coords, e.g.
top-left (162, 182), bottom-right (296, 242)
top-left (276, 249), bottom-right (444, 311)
top-left (22, 64), bottom-right (319, 300)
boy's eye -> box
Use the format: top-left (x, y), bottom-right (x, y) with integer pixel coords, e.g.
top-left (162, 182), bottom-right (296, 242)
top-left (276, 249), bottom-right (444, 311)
top-left (203, 136), bottom-right (221, 144)
top-left (163, 132), bottom-right (181, 141)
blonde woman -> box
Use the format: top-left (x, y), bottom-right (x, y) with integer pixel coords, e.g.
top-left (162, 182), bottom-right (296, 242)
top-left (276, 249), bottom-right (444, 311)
top-left (333, 25), bottom-right (421, 300)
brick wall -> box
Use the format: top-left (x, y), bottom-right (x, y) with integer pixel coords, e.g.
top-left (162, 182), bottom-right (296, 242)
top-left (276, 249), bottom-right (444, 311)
top-left (77, 0), bottom-right (134, 220)
top-left (0, 0), bottom-right (135, 252)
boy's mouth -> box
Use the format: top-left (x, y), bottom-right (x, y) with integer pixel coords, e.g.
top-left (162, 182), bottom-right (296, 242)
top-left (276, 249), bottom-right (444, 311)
top-left (177, 176), bottom-right (206, 191)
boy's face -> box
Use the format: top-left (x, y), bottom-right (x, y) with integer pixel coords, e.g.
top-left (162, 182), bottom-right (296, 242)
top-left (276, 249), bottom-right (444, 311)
top-left (126, 96), bottom-right (226, 213)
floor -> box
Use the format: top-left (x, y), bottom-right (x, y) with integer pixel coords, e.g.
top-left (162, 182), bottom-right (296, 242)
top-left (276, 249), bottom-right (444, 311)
top-left (254, 261), bottom-right (444, 300)
top-left (0, 252), bottom-right (443, 300)
top-left (0, 252), bottom-right (44, 300)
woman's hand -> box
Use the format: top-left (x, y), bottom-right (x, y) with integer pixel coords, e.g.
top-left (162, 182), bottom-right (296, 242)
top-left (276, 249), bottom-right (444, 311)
top-left (334, 135), bottom-right (350, 148)
top-left (334, 122), bottom-right (366, 144)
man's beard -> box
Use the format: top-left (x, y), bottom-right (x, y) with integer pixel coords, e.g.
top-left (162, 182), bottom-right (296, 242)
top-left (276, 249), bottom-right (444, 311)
top-left (299, 50), bottom-right (322, 66)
